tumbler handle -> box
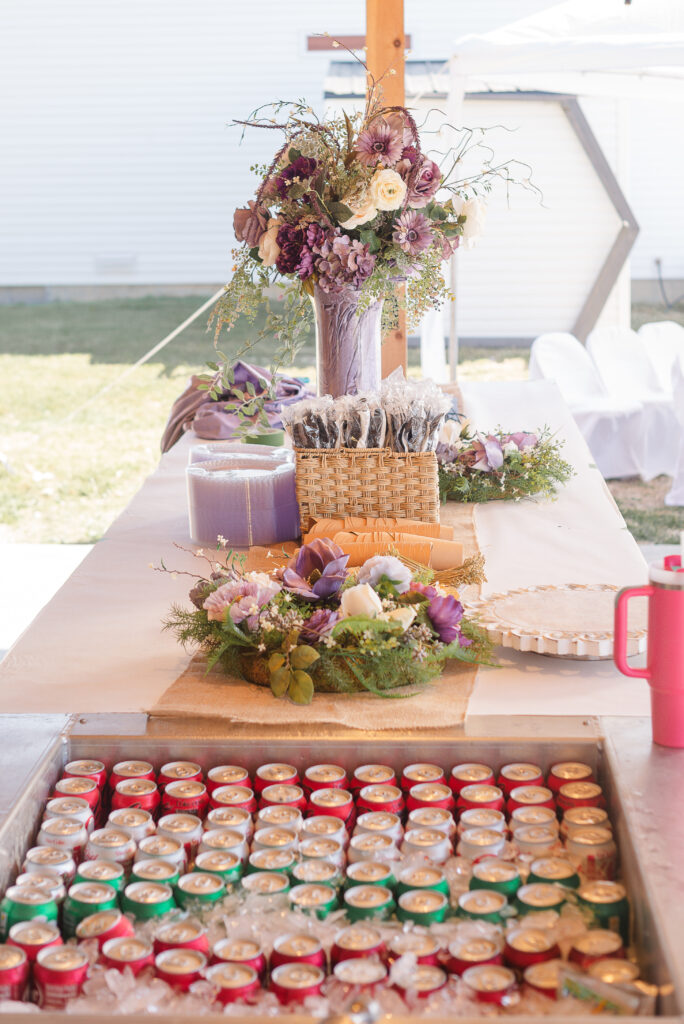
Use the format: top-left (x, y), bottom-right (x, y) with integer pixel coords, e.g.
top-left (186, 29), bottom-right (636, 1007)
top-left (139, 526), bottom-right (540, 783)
top-left (614, 586), bottom-right (654, 680)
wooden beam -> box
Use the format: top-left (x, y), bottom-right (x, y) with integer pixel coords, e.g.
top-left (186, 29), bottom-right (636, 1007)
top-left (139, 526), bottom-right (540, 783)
top-left (366, 0), bottom-right (407, 378)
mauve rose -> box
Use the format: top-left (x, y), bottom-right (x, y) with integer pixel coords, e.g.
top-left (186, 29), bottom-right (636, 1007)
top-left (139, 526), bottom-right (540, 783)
top-left (408, 158), bottom-right (442, 208)
top-left (233, 201), bottom-right (269, 247)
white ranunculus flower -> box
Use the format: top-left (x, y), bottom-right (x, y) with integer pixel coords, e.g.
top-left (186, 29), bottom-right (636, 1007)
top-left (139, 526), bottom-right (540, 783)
top-left (452, 195), bottom-right (487, 249)
top-left (357, 554), bottom-right (412, 594)
top-left (339, 583), bottom-right (383, 619)
top-left (369, 168), bottom-right (407, 212)
top-left (258, 217), bottom-right (282, 266)
top-left (339, 191), bottom-right (378, 230)
top-left (379, 607), bottom-right (417, 632)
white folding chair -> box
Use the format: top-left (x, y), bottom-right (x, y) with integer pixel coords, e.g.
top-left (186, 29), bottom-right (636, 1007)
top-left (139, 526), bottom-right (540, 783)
top-left (587, 326), bottom-right (679, 480)
top-left (638, 320), bottom-right (684, 396)
top-left (666, 352), bottom-right (684, 507)
top-left (529, 333), bottom-right (643, 479)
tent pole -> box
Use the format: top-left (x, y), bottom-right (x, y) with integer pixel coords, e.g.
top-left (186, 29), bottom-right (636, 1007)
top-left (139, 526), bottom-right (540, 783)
top-left (448, 251), bottom-right (459, 381)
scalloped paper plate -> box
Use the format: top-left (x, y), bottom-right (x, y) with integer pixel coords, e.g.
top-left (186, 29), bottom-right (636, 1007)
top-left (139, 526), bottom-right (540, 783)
top-left (463, 583), bottom-right (648, 660)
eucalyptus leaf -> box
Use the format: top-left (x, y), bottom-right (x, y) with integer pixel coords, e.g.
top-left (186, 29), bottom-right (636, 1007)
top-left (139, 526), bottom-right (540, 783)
top-left (268, 652), bottom-right (286, 673)
top-left (270, 667), bottom-right (291, 697)
top-left (289, 670), bottom-right (314, 705)
top-left (290, 645), bottom-right (320, 670)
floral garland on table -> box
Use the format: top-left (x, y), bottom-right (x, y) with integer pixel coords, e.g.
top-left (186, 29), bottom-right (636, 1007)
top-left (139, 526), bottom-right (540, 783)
top-left (163, 541), bottom-right (492, 706)
top-left (437, 420), bottom-right (574, 504)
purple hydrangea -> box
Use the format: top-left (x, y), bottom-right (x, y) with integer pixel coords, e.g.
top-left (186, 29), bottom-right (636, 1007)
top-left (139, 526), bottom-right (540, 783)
top-left (275, 156), bottom-right (317, 198)
top-left (296, 223), bottom-right (327, 280)
top-left (392, 210), bottom-right (434, 255)
top-left (313, 229), bottom-right (376, 293)
top-left (427, 594), bottom-right (471, 647)
top-left (282, 538), bottom-right (349, 601)
top-left (299, 608), bottom-right (339, 643)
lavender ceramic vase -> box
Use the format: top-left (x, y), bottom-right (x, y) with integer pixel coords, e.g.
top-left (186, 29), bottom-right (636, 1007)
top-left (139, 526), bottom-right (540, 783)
top-left (311, 284), bottom-right (383, 398)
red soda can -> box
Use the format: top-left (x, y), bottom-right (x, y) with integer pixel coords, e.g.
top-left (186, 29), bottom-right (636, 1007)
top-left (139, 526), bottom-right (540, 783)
top-left (406, 782), bottom-right (455, 814)
top-left (8, 921), bottom-right (62, 963)
top-left (270, 933), bottom-right (326, 971)
top-left (303, 764), bottom-right (348, 792)
top-left (259, 783), bottom-right (306, 812)
top-left (156, 813), bottom-right (203, 862)
top-left (109, 760), bottom-right (156, 790)
top-left (0, 944), bottom-right (30, 1000)
top-left (456, 784), bottom-right (505, 814)
top-left (254, 763), bottom-right (299, 795)
top-left (51, 777), bottom-right (101, 819)
top-left (210, 785), bottom-right (257, 814)
top-left (446, 936), bottom-right (503, 975)
top-left (211, 938), bottom-right (266, 977)
top-left (507, 786), bottom-right (555, 815)
top-left (157, 761), bottom-right (202, 790)
top-left (155, 947), bottom-right (207, 990)
top-left (389, 931), bottom-right (441, 966)
top-left (462, 964), bottom-right (516, 1005)
top-left (270, 962), bottom-right (325, 1005)
top-left (63, 759), bottom-right (107, 790)
top-left (547, 762), bottom-right (595, 794)
top-left (101, 936), bottom-right (154, 976)
top-left (330, 924), bottom-right (385, 966)
top-left (75, 909), bottom-right (135, 947)
top-left (556, 782), bottom-right (605, 813)
top-left (207, 962), bottom-right (261, 1004)
top-left (504, 928), bottom-right (560, 970)
top-left (497, 763), bottom-right (544, 797)
top-left (161, 779), bottom-right (209, 818)
top-left (394, 963), bottom-right (448, 1000)
top-left (206, 765), bottom-right (250, 794)
top-left (524, 959), bottom-right (564, 1000)
top-left (568, 929), bottom-right (624, 969)
top-left (449, 763), bottom-right (495, 796)
top-left (44, 797), bottom-right (94, 835)
top-left (111, 778), bottom-right (161, 816)
top-left (400, 763), bottom-right (446, 792)
top-left (307, 787), bottom-right (354, 822)
top-left (350, 765), bottom-right (396, 793)
top-left (34, 946), bottom-right (89, 1008)
top-left (154, 920), bottom-right (210, 956)
top-left (356, 784), bottom-right (404, 817)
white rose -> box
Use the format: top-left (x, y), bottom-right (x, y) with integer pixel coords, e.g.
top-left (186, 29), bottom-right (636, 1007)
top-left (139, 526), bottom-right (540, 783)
top-left (379, 607), bottom-right (417, 632)
top-left (439, 420), bottom-right (462, 446)
top-left (258, 218), bottom-right (282, 266)
top-left (339, 191), bottom-right (378, 230)
top-left (452, 196), bottom-right (487, 249)
top-left (369, 169), bottom-right (407, 212)
top-left (357, 554), bottom-right (412, 594)
top-left (339, 583), bottom-right (383, 619)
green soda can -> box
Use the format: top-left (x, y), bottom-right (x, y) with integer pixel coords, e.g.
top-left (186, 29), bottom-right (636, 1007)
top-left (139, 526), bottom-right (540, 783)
top-left (0, 886), bottom-right (59, 940)
top-left (62, 882), bottom-right (118, 937)
top-left (528, 857), bottom-right (580, 890)
top-left (578, 881), bottom-right (630, 944)
top-left (194, 851), bottom-right (243, 884)
top-left (74, 860), bottom-right (126, 893)
top-left (343, 884), bottom-right (395, 923)
top-left (247, 849), bottom-right (296, 877)
top-left (515, 883), bottom-right (567, 917)
top-left (345, 861), bottom-right (396, 891)
top-left (121, 881), bottom-right (176, 921)
top-left (458, 888), bottom-right (508, 924)
top-left (289, 883), bottom-right (339, 920)
top-left (291, 859), bottom-right (341, 889)
top-left (129, 859), bottom-right (181, 889)
top-left (397, 889), bottom-right (449, 926)
top-left (241, 871), bottom-right (290, 896)
top-left (470, 859), bottom-right (521, 897)
top-left (175, 872), bottom-right (226, 909)
top-left (396, 864), bottom-right (449, 898)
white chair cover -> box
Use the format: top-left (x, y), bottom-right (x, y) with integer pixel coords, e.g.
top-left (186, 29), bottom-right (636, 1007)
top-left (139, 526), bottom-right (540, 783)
top-left (666, 352), bottom-right (684, 507)
top-left (529, 333), bottom-right (643, 479)
top-left (638, 320), bottom-right (684, 396)
top-left (587, 326), bottom-right (680, 480)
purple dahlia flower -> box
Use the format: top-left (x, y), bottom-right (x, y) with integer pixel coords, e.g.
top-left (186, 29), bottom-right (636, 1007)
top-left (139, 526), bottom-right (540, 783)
top-left (392, 210), bottom-right (434, 255)
top-left (299, 608), bottom-right (339, 643)
top-left (275, 223), bottom-right (305, 275)
top-left (427, 594), bottom-right (471, 646)
top-left (355, 121), bottom-right (403, 167)
top-left (282, 538), bottom-right (349, 601)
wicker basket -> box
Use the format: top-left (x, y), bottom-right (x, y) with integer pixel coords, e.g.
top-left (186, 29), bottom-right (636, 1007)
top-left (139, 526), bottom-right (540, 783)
top-left (294, 447), bottom-right (440, 533)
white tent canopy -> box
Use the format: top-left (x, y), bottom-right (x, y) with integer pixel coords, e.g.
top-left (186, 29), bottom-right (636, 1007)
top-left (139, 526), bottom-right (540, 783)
top-left (450, 0), bottom-right (684, 102)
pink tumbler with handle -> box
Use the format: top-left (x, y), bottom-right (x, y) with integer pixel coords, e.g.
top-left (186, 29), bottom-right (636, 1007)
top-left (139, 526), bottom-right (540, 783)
top-left (614, 554), bottom-right (684, 747)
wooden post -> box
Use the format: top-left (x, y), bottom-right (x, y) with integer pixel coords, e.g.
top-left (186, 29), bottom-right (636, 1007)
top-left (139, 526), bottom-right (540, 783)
top-left (366, 0), bottom-right (407, 378)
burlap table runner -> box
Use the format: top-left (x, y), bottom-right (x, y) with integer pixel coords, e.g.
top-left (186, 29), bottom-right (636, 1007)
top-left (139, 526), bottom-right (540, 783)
top-left (148, 502), bottom-right (482, 730)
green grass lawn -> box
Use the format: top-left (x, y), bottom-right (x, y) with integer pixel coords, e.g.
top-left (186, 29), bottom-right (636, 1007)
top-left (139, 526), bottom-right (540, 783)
top-left (0, 296), bottom-right (527, 543)
top-left (1, 296), bottom-right (681, 544)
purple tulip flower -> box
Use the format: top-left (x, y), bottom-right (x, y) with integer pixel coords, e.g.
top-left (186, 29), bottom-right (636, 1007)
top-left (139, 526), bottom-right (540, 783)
top-left (282, 538), bottom-right (349, 601)
top-left (299, 608), bottom-right (339, 643)
top-left (427, 594), bottom-right (472, 646)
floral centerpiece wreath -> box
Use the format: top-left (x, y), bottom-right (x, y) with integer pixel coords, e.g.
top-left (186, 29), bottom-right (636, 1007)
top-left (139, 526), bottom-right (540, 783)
top-left (163, 541), bottom-right (492, 706)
